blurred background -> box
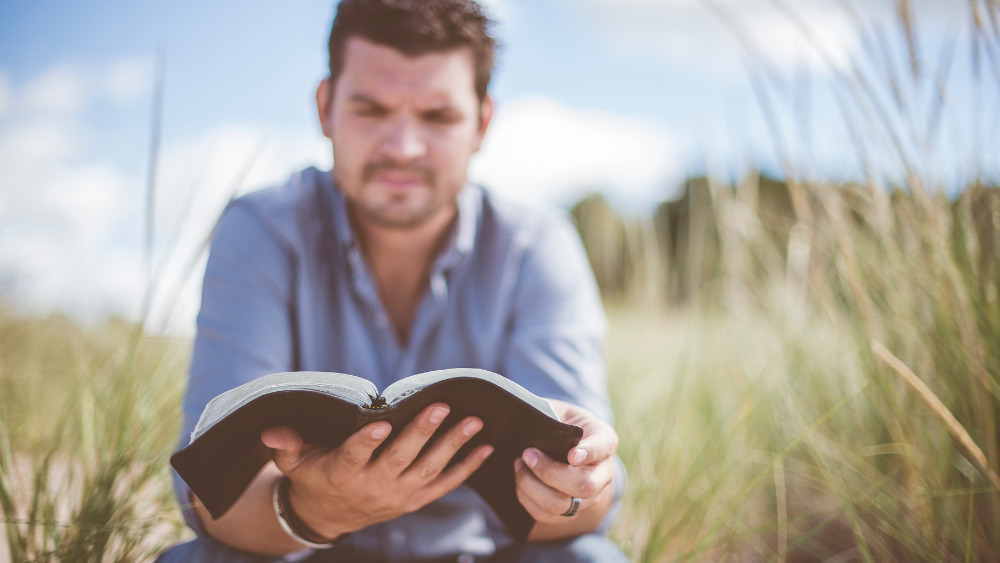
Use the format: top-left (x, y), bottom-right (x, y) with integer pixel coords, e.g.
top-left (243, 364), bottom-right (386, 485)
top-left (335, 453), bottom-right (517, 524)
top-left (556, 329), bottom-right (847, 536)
top-left (2, 0), bottom-right (999, 561)
top-left (2, 0), bottom-right (993, 331)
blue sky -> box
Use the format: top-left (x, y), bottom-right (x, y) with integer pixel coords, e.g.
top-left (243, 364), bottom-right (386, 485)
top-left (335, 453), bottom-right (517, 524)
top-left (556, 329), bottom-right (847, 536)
top-left (0, 0), bottom-right (991, 330)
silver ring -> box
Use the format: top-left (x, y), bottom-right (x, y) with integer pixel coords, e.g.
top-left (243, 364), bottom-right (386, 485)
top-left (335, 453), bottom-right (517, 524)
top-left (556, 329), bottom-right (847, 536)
top-left (561, 497), bottom-right (582, 517)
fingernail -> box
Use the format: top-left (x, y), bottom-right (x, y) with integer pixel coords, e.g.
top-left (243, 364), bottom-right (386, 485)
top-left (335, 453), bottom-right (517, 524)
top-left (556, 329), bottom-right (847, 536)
top-left (260, 428), bottom-right (288, 448)
top-left (523, 448), bottom-right (538, 468)
top-left (480, 445), bottom-right (494, 459)
top-left (372, 424), bottom-right (390, 440)
top-left (571, 447), bottom-right (587, 465)
top-left (260, 429), bottom-right (276, 445)
top-left (513, 458), bottom-right (524, 471)
top-left (463, 418), bottom-right (483, 436)
top-left (429, 406), bottom-right (449, 425)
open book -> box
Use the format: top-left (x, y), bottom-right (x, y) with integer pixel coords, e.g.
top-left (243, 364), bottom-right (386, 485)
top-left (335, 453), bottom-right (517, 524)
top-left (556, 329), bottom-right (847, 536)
top-left (170, 368), bottom-right (584, 540)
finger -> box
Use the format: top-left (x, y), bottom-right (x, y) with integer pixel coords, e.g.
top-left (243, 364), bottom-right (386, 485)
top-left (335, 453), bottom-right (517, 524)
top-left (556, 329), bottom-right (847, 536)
top-left (521, 447), bottom-right (613, 500)
top-left (415, 444), bottom-right (494, 509)
top-left (261, 426), bottom-right (307, 473)
top-left (514, 459), bottom-right (573, 522)
top-left (327, 421), bottom-right (392, 478)
top-left (568, 421), bottom-right (619, 466)
top-left (261, 425), bottom-right (302, 451)
top-left (373, 403), bottom-right (450, 478)
top-left (401, 416), bottom-right (484, 486)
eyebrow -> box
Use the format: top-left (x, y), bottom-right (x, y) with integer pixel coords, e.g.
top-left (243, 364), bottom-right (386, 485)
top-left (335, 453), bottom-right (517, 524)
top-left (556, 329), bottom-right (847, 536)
top-left (346, 93), bottom-right (459, 115)
top-left (347, 93), bottom-right (386, 107)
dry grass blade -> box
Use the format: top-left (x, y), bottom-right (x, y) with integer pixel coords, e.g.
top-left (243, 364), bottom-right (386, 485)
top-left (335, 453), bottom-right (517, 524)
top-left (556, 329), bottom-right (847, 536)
top-left (871, 341), bottom-right (1000, 491)
top-left (895, 0), bottom-right (920, 81)
top-left (145, 44), bottom-right (166, 293)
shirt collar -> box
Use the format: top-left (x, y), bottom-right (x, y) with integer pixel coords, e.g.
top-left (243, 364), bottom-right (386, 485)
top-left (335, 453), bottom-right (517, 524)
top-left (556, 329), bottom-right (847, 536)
top-left (436, 182), bottom-right (480, 273)
top-left (323, 172), bottom-right (481, 272)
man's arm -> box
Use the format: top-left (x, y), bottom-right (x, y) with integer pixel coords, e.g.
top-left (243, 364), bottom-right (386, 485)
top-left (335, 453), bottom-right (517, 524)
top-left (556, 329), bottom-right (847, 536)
top-left (177, 198), bottom-right (494, 554)
top-left (499, 211), bottom-right (623, 540)
top-left (191, 464), bottom-right (298, 555)
top-left (193, 404), bottom-right (493, 555)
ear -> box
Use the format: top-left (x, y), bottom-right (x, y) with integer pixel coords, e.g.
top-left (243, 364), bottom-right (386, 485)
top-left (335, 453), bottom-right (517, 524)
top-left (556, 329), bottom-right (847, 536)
top-left (473, 95), bottom-right (494, 153)
top-left (315, 78), bottom-right (334, 139)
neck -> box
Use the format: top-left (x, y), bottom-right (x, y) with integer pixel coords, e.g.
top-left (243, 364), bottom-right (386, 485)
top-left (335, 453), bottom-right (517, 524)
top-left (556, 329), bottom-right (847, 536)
top-left (348, 201), bottom-right (458, 343)
top-left (349, 203), bottom-right (458, 268)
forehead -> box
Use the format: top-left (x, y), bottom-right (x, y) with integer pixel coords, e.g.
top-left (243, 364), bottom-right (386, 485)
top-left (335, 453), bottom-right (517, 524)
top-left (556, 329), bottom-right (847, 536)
top-left (335, 37), bottom-right (478, 105)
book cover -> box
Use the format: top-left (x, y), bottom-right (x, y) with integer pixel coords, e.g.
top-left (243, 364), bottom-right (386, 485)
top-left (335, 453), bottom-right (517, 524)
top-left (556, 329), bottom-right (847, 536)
top-left (171, 369), bottom-right (584, 540)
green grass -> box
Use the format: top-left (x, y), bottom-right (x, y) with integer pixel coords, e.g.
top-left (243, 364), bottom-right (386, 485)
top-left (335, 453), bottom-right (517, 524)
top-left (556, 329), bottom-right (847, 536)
top-left (3, 1), bottom-right (999, 560)
top-left (3, 222), bottom-right (997, 561)
top-left (0, 313), bottom-right (189, 561)
top-left (604, 180), bottom-right (1000, 561)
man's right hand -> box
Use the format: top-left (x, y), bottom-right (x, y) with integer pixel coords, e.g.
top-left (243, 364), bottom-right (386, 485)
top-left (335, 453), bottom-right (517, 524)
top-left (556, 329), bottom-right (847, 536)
top-left (260, 402), bottom-right (494, 541)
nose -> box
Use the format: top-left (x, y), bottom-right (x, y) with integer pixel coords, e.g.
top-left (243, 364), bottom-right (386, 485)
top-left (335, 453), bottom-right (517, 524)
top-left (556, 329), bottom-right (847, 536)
top-left (381, 115), bottom-right (427, 162)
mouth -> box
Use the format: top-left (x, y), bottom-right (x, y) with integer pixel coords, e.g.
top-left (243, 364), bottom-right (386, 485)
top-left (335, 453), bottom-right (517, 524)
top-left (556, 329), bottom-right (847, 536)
top-left (372, 171), bottom-right (426, 189)
top-left (364, 165), bottom-right (432, 190)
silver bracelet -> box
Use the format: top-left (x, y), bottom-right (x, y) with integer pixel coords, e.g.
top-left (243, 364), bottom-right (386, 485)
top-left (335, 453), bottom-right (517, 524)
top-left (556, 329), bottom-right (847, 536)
top-left (273, 476), bottom-right (342, 549)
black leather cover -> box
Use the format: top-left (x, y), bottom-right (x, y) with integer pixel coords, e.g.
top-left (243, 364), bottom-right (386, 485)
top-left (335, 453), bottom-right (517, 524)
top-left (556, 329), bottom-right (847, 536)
top-left (170, 377), bottom-right (583, 540)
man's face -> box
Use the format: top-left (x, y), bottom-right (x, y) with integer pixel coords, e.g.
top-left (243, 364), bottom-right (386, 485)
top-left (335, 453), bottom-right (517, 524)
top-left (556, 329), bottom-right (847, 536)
top-left (316, 37), bottom-right (492, 229)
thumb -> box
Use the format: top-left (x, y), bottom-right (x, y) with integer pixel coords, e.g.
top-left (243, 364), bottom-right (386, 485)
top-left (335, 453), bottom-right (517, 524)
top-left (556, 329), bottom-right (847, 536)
top-left (261, 426), bottom-right (305, 472)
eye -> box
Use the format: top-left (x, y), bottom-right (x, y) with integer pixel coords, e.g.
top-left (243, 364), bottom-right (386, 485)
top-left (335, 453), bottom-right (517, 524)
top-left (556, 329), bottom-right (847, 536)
top-left (423, 109), bottom-right (461, 124)
top-left (355, 105), bottom-right (388, 118)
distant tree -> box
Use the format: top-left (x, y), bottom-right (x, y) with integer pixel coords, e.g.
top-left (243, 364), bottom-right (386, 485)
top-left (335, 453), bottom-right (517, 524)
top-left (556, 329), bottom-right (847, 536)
top-left (570, 193), bottom-right (631, 298)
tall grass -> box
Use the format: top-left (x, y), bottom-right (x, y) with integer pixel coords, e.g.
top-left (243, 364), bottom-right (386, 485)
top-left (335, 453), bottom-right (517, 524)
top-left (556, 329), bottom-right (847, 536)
top-left (607, 178), bottom-right (999, 560)
top-left (0, 315), bottom-right (188, 561)
top-left (602, 1), bottom-right (1000, 560)
top-left (3, 1), bottom-right (999, 561)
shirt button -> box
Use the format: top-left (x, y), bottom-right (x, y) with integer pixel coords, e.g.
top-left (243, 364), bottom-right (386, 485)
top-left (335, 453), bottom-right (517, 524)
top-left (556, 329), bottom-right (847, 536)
top-left (389, 528), bottom-right (406, 545)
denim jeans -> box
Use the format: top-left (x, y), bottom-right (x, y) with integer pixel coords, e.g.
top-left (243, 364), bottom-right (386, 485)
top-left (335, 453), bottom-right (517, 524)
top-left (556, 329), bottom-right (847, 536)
top-left (155, 533), bottom-right (629, 563)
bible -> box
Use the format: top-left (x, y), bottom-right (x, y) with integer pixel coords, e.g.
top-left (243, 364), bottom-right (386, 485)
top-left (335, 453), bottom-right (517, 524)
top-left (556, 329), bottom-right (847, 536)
top-left (170, 368), bottom-right (584, 540)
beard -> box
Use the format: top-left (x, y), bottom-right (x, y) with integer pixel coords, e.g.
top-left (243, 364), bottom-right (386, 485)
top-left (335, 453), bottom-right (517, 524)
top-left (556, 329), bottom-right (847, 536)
top-left (336, 162), bottom-right (456, 230)
top-left (361, 161), bottom-right (435, 186)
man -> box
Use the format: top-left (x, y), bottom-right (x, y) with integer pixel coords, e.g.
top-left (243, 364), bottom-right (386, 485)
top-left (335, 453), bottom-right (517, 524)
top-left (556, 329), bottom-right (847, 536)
top-left (159, 0), bottom-right (626, 561)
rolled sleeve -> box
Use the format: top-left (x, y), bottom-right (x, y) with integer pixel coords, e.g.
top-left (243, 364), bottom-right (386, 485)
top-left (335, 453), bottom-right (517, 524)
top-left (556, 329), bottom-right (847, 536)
top-left (499, 211), bottom-right (626, 538)
top-left (502, 213), bottom-right (611, 423)
top-left (172, 199), bottom-right (298, 534)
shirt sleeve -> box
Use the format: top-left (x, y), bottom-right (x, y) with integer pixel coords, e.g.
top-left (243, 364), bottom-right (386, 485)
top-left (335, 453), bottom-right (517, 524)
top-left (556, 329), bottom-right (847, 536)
top-left (500, 212), bottom-right (625, 534)
top-left (502, 212), bottom-right (611, 423)
top-left (172, 199), bottom-right (298, 535)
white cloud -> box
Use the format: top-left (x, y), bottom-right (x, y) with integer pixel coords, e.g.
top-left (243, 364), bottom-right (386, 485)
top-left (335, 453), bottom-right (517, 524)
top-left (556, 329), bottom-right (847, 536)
top-left (2, 57), bottom-right (153, 118)
top-left (103, 57), bottom-right (153, 105)
top-left (151, 122), bottom-right (330, 269)
top-left (143, 123), bottom-right (331, 334)
top-left (0, 61), bottom-right (331, 331)
top-left (0, 71), bottom-right (11, 119)
top-left (567, 0), bottom-right (963, 80)
top-left (20, 65), bottom-right (90, 114)
top-left (41, 161), bottom-right (127, 246)
top-left (0, 109), bottom-right (136, 321)
top-left (470, 95), bottom-right (680, 209)
top-left (478, 0), bottom-right (511, 23)
top-left (0, 118), bottom-right (85, 186)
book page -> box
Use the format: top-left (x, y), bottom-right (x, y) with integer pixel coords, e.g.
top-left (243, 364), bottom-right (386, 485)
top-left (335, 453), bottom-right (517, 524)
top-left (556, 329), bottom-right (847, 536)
top-left (191, 371), bottom-right (379, 442)
top-left (382, 368), bottom-right (558, 420)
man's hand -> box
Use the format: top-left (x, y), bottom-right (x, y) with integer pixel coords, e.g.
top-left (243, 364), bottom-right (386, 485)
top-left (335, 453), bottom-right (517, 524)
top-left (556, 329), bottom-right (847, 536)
top-left (513, 399), bottom-right (618, 541)
top-left (261, 402), bottom-right (494, 541)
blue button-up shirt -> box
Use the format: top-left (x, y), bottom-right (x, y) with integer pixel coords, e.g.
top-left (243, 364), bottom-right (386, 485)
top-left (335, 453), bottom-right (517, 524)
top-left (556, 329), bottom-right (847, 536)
top-left (173, 166), bottom-right (618, 560)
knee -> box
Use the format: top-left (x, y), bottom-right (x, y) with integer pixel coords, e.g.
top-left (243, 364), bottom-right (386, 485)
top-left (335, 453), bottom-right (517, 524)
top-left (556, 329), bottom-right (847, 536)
top-left (155, 536), bottom-right (281, 563)
top-left (492, 534), bottom-right (628, 563)
top-left (560, 534), bottom-right (629, 563)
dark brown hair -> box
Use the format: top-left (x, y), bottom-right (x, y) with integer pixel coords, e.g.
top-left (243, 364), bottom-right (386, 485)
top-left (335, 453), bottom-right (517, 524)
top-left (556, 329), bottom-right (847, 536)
top-left (328, 0), bottom-right (498, 101)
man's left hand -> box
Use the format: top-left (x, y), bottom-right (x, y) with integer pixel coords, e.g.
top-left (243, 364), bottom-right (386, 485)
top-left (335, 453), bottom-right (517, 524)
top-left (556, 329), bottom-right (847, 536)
top-left (513, 399), bottom-right (618, 538)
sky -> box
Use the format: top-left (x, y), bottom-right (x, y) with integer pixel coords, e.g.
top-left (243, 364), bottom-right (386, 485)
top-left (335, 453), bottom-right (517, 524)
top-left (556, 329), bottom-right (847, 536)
top-left (0, 0), bottom-right (995, 333)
